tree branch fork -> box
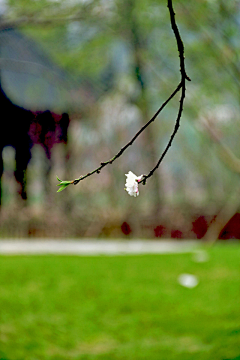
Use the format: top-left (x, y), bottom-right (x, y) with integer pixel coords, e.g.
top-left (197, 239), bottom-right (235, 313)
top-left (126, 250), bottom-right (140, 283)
top-left (57, 0), bottom-right (190, 193)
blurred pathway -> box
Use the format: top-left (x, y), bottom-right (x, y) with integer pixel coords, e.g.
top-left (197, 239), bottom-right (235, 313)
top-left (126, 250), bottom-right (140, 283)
top-left (0, 240), bottom-right (197, 255)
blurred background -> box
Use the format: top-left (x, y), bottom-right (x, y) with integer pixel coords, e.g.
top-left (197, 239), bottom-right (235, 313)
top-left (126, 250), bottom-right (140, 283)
top-left (0, 0), bottom-right (240, 240)
top-left (1, 2), bottom-right (240, 360)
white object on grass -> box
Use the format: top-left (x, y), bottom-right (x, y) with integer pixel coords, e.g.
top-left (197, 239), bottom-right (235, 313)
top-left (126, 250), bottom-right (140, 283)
top-left (125, 171), bottom-right (143, 197)
top-left (178, 274), bottom-right (199, 288)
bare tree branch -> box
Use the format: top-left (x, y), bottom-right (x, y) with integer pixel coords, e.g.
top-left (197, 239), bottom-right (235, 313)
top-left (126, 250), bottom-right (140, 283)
top-left (0, 15), bottom-right (86, 30)
top-left (57, 0), bottom-right (190, 191)
top-left (71, 82), bottom-right (182, 187)
top-left (139, 0), bottom-right (190, 185)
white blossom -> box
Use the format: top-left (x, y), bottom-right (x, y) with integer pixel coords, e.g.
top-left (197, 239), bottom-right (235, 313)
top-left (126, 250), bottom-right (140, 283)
top-left (125, 171), bottom-right (143, 197)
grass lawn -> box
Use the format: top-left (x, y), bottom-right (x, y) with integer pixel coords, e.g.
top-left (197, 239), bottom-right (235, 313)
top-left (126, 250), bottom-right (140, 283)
top-left (0, 243), bottom-right (239, 360)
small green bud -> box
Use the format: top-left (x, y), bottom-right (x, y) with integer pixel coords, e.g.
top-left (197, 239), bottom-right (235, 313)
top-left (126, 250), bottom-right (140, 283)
top-left (57, 183), bottom-right (70, 192)
top-left (56, 176), bottom-right (62, 182)
top-left (56, 176), bottom-right (72, 192)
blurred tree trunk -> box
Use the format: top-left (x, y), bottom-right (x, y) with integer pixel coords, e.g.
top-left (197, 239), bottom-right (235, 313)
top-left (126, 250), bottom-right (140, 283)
top-left (201, 2), bottom-right (240, 242)
top-left (203, 122), bottom-right (240, 242)
top-left (203, 188), bottom-right (240, 242)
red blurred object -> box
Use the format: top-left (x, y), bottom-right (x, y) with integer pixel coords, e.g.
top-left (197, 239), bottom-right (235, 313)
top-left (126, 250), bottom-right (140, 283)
top-left (154, 225), bottom-right (166, 238)
top-left (219, 213), bottom-right (240, 239)
top-left (191, 216), bottom-right (208, 239)
top-left (121, 222), bottom-right (132, 235)
top-left (171, 229), bottom-right (183, 239)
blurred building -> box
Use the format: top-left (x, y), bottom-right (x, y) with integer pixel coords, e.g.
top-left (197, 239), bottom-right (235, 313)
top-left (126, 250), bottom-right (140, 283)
top-left (0, 26), bottom-right (73, 112)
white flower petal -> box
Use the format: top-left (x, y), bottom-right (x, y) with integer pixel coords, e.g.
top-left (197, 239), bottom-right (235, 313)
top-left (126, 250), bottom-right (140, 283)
top-left (125, 171), bottom-right (143, 197)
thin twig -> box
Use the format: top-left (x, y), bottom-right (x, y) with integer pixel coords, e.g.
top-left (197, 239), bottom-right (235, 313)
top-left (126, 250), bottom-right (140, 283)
top-left (72, 82), bottom-right (182, 185)
top-left (139, 0), bottom-right (190, 185)
top-left (57, 0), bottom-right (190, 190)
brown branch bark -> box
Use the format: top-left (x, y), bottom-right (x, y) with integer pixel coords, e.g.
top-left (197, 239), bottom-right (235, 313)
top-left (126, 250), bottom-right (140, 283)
top-left (139, 0), bottom-right (190, 185)
top-left (57, 0), bottom-right (190, 191)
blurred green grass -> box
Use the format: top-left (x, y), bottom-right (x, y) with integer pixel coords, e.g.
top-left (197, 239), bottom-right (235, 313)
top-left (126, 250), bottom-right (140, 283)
top-left (0, 244), bottom-right (239, 360)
